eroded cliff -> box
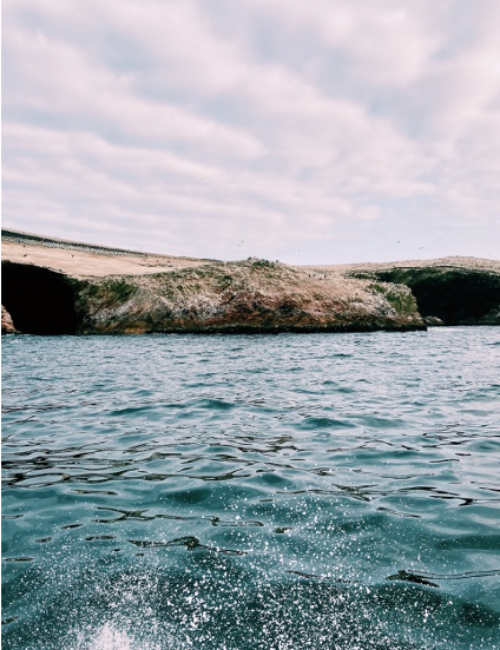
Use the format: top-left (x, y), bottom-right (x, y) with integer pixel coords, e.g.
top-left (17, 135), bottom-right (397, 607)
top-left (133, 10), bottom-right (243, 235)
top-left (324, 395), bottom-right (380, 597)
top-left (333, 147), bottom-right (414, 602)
top-left (73, 259), bottom-right (422, 334)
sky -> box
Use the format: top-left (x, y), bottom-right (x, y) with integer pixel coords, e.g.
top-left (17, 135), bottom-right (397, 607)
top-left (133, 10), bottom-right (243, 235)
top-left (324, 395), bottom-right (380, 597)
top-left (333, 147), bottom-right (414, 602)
top-left (2, 0), bottom-right (500, 264)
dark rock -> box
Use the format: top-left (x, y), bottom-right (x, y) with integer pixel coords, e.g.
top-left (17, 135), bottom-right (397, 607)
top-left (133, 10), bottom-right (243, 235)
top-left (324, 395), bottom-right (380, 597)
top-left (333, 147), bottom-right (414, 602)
top-left (423, 316), bottom-right (444, 326)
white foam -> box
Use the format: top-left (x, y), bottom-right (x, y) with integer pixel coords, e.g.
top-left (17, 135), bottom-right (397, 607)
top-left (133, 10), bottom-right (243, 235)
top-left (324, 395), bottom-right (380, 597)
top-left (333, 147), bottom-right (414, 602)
top-left (72, 623), bottom-right (166, 650)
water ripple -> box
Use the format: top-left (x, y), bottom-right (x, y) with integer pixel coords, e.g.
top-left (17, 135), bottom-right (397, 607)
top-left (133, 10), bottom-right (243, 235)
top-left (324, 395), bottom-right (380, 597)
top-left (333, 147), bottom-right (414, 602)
top-left (2, 328), bottom-right (500, 649)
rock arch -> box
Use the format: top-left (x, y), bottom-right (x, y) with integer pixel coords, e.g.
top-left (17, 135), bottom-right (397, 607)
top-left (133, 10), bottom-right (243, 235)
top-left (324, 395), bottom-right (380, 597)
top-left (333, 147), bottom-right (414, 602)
top-left (374, 268), bottom-right (500, 325)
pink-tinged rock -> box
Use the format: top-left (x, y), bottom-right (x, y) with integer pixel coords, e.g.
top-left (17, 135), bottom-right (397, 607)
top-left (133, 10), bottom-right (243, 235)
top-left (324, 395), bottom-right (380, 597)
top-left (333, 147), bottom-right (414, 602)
top-left (2, 305), bottom-right (18, 334)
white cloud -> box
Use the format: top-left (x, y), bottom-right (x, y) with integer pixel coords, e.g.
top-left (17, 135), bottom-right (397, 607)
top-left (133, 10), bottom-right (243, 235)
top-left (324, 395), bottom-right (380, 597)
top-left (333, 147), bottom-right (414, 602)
top-left (2, 0), bottom-right (500, 263)
top-left (242, 0), bottom-right (441, 85)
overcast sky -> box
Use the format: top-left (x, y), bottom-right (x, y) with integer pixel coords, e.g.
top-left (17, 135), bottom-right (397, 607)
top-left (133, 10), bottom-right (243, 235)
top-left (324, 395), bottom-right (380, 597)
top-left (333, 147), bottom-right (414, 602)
top-left (3, 0), bottom-right (500, 264)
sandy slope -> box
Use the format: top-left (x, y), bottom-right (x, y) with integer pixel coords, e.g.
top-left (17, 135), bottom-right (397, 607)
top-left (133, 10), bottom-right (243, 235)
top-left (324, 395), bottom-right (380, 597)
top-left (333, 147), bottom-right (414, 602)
top-left (3, 232), bottom-right (499, 279)
top-left (309, 256), bottom-right (500, 275)
top-left (1, 240), bottom-right (212, 277)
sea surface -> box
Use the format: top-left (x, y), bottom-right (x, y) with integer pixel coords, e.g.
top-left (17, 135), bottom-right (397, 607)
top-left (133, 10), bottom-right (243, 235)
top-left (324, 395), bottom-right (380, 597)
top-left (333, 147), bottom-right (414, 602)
top-left (2, 329), bottom-right (500, 650)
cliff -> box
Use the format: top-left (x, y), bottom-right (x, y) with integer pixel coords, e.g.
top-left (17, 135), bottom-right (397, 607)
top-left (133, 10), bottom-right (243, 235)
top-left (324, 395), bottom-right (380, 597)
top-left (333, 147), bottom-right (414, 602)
top-left (74, 260), bottom-right (423, 334)
top-left (2, 230), bottom-right (499, 335)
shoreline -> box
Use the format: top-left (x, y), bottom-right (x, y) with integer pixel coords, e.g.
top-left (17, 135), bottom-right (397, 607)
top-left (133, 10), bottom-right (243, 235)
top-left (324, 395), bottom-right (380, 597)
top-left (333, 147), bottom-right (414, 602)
top-left (2, 229), bottom-right (499, 335)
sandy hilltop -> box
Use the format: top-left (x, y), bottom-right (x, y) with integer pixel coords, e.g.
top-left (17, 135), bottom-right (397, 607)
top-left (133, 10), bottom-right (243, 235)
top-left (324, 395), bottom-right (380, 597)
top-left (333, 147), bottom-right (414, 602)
top-left (2, 229), bottom-right (500, 335)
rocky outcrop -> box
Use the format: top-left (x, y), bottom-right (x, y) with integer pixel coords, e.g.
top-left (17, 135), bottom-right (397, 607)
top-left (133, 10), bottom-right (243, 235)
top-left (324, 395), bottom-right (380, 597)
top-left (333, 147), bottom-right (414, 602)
top-left (1, 305), bottom-right (17, 334)
top-left (1, 258), bottom-right (424, 335)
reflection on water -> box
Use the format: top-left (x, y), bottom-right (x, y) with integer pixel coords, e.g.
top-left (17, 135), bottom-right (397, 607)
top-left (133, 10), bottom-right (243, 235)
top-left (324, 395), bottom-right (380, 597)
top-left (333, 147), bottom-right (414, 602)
top-left (2, 329), bottom-right (500, 649)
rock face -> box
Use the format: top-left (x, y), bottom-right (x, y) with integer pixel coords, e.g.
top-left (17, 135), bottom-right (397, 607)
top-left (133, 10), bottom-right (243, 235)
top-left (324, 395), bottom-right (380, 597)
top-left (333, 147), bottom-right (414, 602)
top-left (73, 259), bottom-right (423, 334)
top-left (2, 305), bottom-right (17, 334)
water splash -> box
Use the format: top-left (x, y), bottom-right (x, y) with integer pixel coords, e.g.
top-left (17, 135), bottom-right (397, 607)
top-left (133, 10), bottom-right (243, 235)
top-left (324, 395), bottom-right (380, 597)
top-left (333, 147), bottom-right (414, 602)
top-left (75, 624), bottom-right (137, 650)
top-left (71, 622), bottom-right (180, 650)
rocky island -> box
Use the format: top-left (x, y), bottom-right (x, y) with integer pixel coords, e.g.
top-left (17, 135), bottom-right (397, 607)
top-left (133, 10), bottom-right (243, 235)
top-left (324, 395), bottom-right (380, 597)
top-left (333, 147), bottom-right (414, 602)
top-left (2, 229), bottom-right (499, 335)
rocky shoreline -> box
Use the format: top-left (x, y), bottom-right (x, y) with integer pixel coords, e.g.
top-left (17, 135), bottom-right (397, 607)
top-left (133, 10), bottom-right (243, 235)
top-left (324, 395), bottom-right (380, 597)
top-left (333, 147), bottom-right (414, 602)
top-left (2, 230), bottom-right (499, 335)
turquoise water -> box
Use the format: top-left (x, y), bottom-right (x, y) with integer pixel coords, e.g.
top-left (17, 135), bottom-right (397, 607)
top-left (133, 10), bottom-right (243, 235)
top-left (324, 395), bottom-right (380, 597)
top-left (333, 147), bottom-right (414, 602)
top-left (2, 329), bottom-right (500, 649)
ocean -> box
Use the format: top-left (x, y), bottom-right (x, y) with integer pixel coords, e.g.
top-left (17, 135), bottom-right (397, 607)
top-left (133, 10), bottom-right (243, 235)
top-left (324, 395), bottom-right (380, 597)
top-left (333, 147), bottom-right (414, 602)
top-left (2, 329), bottom-right (500, 649)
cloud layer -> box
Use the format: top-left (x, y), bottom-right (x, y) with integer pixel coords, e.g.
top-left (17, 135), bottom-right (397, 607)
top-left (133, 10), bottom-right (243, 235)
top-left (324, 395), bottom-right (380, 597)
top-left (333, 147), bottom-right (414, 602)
top-left (3, 0), bottom-right (500, 262)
